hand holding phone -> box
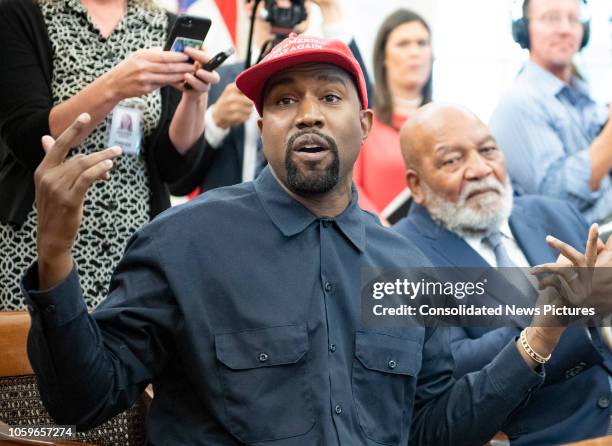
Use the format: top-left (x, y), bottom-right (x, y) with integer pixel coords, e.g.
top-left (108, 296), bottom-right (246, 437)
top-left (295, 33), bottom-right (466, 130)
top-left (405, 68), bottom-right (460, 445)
top-left (183, 47), bottom-right (234, 90)
top-left (107, 49), bottom-right (194, 99)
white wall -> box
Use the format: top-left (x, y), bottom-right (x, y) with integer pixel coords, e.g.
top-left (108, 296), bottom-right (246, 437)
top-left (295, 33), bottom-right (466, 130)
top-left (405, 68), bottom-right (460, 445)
top-left (347, 0), bottom-right (612, 121)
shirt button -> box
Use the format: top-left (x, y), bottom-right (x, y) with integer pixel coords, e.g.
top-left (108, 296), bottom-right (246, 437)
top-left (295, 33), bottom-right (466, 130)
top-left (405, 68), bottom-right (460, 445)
top-left (104, 50), bottom-right (114, 60)
top-left (258, 352), bottom-right (269, 363)
top-left (388, 360), bottom-right (397, 370)
top-left (45, 305), bottom-right (56, 314)
top-left (321, 219), bottom-right (332, 228)
top-left (597, 397), bottom-right (609, 409)
top-left (324, 282), bottom-right (332, 292)
top-left (334, 404), bottom-right (343, 414)
top-left (106, 200), bottom-right (118, 211)
top-left (329, 344), bottom-right (336, 353)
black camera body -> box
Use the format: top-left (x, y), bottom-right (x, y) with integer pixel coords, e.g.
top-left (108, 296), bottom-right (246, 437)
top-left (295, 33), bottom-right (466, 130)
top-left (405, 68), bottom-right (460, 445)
top-left (262, 0), bottom-right (307, 37)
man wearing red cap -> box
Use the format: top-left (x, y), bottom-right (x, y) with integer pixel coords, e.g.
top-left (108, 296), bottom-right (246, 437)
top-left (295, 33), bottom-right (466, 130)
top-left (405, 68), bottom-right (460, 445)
top-left (23, 34), bottom-right (571, 445)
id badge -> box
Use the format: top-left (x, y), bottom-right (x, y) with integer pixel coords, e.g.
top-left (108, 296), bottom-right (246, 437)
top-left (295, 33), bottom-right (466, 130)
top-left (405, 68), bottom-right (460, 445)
top-left (108, 105), bottom-right (143, 156)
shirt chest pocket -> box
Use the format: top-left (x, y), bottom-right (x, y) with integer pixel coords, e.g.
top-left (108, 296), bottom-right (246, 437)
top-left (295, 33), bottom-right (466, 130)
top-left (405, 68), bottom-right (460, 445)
top-left (214, 324), bottom-right (315, 443)
top-left (352, 331), bottom-right (422, 446)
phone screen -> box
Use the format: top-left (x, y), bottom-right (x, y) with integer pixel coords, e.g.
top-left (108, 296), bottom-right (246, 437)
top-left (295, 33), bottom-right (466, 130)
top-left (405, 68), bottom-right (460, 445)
top-left (168, 37), bottom-right (204, 54)
top-left (164, 15), bottom-right (212, 54)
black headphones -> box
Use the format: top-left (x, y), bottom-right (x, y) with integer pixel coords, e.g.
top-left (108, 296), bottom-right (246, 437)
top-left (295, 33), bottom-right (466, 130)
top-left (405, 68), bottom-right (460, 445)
top-left (511, 0), bottom-right (591, 50)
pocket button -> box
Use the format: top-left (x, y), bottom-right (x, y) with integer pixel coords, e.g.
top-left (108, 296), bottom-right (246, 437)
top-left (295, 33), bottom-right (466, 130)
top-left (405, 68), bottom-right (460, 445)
top-left (334, 404), bottom-right (343, 415)
top-left (388, 360), bottom-right (397, 370)
top-left (258, 352), bottom-right (269, 363)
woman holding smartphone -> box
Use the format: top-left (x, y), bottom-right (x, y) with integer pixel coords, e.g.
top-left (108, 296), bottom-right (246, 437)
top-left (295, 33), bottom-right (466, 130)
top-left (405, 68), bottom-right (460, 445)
top-left (0, 0), bottom-right (218, 309)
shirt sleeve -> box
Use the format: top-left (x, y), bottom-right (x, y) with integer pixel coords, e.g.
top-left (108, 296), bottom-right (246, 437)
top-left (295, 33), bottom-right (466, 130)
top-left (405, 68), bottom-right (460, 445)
top-left (450, 326), bottom-right (522, 377)
top-left (204, 104), bottom-right (231, 149)
top-left (21, 228), bottom-right (179, 430)
top-left (410, 327), bottom-right (544, 445)
top-left (489, 99), bottom-right (601, 212)
top-left (0, 0), bottom-right (53, 170)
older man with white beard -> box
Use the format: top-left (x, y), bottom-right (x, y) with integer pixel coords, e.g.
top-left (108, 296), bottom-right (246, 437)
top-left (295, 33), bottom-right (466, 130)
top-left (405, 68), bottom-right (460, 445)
top-left (392, 103), bottom-right (612, 445)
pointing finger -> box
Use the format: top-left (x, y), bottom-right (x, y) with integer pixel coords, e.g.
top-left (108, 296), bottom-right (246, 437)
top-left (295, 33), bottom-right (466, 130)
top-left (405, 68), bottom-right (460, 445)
top-left (546, 235), bottom-right (584, 266)
top-left (63, 146), bottom-right (122, 189)
top-left (45, 113), bottom-right (91, 167)
top-left (72, 158), bottom-right (117, 197)
top-left (41, 135), bottom-right (55, 153)
top-left (585, 223), bottom-right (599, 268)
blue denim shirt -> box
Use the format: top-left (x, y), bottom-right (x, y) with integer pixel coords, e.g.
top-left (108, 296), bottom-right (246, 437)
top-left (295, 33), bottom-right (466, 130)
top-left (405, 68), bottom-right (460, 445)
top-left (22, 167), bottom-right (543, 445)
top-left (489, 61), bottom-right (610, 223)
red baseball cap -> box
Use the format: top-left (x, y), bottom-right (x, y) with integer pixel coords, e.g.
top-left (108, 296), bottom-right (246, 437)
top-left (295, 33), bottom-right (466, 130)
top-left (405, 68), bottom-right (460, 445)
top-left (236, 33), bottom-right (369, 115)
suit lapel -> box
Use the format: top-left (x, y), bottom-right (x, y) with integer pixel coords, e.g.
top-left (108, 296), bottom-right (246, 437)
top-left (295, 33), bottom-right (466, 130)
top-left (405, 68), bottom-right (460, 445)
top-left (510, 202), bottom-right (556, 266)
top-left (409, 204), bottom-right (487, 269)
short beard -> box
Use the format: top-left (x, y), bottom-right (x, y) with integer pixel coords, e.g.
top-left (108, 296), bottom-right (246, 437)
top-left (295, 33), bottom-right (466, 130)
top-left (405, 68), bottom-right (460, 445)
top-left (422, 177), bottom-right (513, 238)
top-left (285, 130), bottom-right (340, 195)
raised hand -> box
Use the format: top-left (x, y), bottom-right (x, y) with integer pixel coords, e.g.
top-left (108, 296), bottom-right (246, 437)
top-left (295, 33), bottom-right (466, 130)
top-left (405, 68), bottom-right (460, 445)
top-left (35, 113), bottom-right (122, 289)
top-left (211, 83), bottom-right (254, 129)
top-left (530, 223), bottom-right (599, 306)
top-left (178, 47), bottom-right (221, 96)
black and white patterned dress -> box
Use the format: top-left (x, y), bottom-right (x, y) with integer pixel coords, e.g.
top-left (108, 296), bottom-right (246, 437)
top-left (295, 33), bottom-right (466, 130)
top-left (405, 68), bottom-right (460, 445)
top-left (0, 0), bottom-right (168, 309)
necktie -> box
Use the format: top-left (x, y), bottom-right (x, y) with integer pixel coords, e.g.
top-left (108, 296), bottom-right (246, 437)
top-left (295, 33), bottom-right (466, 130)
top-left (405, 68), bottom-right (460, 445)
top-left (482, 231), bottom-right (516, 268)
top-left (482, 231), bottom-right (537, 310)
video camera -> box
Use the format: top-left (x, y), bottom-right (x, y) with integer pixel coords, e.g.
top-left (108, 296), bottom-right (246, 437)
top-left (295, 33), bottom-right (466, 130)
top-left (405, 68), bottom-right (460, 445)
top-left (244, 0), bottom-right (308, 69)
top-left (261, 0), bottom-right (307, 38)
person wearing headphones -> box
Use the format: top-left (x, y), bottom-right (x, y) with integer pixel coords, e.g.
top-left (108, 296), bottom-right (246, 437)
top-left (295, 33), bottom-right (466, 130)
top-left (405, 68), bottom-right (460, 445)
top-left (489, 0), bottom-right (612, 224)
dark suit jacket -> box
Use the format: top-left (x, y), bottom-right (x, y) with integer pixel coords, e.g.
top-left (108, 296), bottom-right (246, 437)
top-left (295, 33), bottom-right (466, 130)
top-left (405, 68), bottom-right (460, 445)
top-left (169, 40), bottom-right (373, 196)
top-left (393, 196), bottom-right (612, 445)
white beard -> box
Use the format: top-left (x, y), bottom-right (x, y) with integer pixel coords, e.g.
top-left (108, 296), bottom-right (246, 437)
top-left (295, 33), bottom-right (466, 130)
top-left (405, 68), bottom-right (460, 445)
top-left (422, 177), bottom-right (514, 238)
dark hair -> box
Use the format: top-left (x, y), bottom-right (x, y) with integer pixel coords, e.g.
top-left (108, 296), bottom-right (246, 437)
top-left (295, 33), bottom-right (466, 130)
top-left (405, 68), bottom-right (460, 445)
top-left (372, 9), bottom-right (433, 128)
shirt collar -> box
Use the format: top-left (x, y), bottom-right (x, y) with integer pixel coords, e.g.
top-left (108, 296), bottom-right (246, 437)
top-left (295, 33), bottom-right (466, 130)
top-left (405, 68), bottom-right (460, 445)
top-left (498, 220), bottom-right (515, 242)
top-left (521, 60), bottom-right (591, 100)
top-left (463, 220), bottom-right (515, 245)
top-left (253, 167), bottom-right (366, 252)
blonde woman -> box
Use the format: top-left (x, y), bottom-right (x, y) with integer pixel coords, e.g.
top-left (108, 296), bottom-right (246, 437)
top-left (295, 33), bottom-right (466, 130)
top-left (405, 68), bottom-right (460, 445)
top-left (0, 0), bottom-right (218, 309)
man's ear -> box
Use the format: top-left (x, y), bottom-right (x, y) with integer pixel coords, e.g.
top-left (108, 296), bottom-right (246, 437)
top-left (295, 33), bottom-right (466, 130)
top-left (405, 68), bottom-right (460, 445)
top-left (406, 168), bottom-right (425, 205)
top-left (359, 109), bottom-right (373, 144)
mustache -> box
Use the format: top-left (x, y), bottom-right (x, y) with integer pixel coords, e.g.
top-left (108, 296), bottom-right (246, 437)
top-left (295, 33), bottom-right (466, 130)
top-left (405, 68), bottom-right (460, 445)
top-left (285, 129), bottom-right (338, 154)
top-left (458, 177), bottom-right (505, 203)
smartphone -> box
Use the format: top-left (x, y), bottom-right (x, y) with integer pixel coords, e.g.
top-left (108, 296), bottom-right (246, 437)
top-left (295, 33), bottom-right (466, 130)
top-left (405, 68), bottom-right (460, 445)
top-left (164, 15), bottom-right (212, 60)
top-left (202, 48), bottom-right (235, 71)
top-left (182, 48), bottom-right (234, 90)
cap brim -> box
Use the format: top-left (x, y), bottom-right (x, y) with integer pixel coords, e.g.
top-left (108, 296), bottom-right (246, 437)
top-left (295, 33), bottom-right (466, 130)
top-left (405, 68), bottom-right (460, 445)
top-left (236, 49), bottom-right (362, 115)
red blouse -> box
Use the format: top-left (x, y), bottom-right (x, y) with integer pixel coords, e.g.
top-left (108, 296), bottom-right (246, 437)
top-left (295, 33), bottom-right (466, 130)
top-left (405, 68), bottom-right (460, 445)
top-left (353, 114), bottom-right (408, 215)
